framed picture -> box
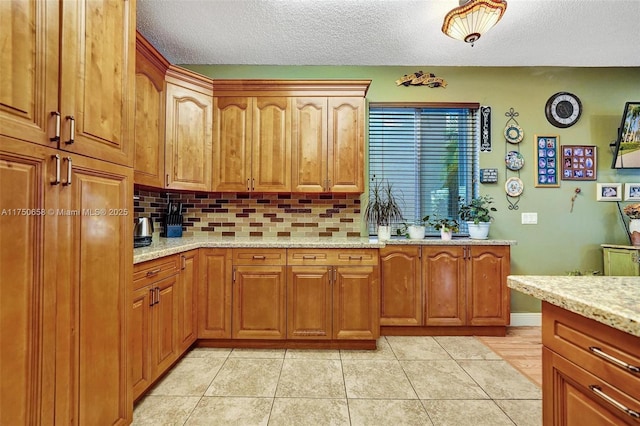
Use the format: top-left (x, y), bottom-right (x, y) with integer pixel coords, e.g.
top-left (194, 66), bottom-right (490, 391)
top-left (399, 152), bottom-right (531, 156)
top-left (561, 145), bottom-right (597, 180)
top-left (534, 135), bottom-right (560, 187)
top-left (612, 101), bottom-right (640, 169)
top-left (596, 183), bottom-right (622, 201)
top-left (624, 183), bottom-right (640, 200)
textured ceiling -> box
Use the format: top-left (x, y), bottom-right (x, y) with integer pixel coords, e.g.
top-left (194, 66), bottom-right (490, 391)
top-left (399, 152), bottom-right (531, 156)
top-left (136, 0), bottom-right (640, 67)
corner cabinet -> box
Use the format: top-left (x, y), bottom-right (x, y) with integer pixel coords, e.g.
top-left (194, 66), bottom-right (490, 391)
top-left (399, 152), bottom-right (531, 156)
top-left (0, 0), bottom-right (135, 167)
top-left (165, 66), bottom-right (213, 191)
top-left (602, 244), bottom-right (640, 276)
top-left (212, 80), bottom-right (370, 193)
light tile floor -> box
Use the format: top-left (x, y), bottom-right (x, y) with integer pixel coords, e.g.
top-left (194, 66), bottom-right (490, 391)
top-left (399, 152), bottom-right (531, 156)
top-left (134, 335), bottom-right (542, 425)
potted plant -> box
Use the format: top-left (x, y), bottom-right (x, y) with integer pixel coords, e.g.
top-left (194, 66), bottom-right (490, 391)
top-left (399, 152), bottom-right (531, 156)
top-left (429, 216), bottom-right (459, 241)
top-left (364, 179), bottom-right (403, 241)
top-left (623, 203), bottom-right (640, 245)
top-left (404, 216), bottom-right (429, 240)
top-left (458, 195), bottom-right (497, 239)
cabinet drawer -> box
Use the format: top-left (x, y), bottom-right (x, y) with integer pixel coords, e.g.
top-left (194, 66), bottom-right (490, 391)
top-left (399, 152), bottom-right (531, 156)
top-left (232, 248), bottom-right (286, 265)
top-left (542, 302), bottom-right (640, 400)
top-left (288, 249), bottom-right (378, 266)
top-left (133, 255), bottom-right (180, 290)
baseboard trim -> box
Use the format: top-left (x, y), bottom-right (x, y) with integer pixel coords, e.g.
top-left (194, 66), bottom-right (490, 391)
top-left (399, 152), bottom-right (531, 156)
top-left (510, 313), bottom-right (541, 326)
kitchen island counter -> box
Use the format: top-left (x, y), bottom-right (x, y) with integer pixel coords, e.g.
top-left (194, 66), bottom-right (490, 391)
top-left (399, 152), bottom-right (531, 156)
top-left (507, 275), bottom-right (640, 337)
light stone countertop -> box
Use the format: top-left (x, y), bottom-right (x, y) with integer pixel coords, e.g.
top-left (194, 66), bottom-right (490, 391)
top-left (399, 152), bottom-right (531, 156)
top-left (134, 236), bottom-right (516, 264)
top-left (507, 275), bottom-right (640, 337)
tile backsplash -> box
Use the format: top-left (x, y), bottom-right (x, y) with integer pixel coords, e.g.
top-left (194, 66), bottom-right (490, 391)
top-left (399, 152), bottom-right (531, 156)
top-left (134, 188), bottom-right (363, 238)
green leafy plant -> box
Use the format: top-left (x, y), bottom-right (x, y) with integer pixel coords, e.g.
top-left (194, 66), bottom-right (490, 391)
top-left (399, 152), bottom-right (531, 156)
top-left (458, 195), bottom-right (497, 224)
top-left (429, 216), bottom-right (460, 233)
top-left (364, 179), bottom-right (404, 227)
top-left (397, 215), bottom-right (430, 237)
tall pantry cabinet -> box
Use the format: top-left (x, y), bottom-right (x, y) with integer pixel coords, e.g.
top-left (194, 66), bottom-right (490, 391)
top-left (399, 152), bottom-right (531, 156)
top-left (0, 0), bottom-right (135, 424)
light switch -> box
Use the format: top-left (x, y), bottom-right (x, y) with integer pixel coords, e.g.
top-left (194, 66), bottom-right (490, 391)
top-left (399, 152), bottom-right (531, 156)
top-left (521, 212), bottom-right (538, 224)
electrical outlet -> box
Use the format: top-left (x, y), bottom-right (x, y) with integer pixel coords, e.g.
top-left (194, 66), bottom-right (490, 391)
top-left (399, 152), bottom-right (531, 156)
top-left (521, 212), bottom-right (538, 224)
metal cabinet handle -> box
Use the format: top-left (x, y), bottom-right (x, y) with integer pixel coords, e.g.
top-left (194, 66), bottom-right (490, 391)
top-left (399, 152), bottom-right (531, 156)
top-left (51, 154), bottom-right (61, 185)
top-left (247, 179), bottom-right (250, 191)
top-left (348, 255), bottom-right (363, 261)
top-left (63, 157), bottom-right (72, 186)
top-left (146, 268), bottom-right (161, 277)
top-left (149, 288), bottom-right (155, 307)
top-left (252, 255), bottom-right (266, 260)
top-left (302, 255), bottom-right (317, 260)
top-left (589, 385), bottom-right (640, 419)
top-left (50, 112), bottom-right (61, 142)
top-left (154, 287), bottom-right (160, 305)
top-left (181, 255), bottom-right (186, 270)
top-left (65, 115), bottom-right (75, 144)
top-left (589, 346), bottom-right (640, 374)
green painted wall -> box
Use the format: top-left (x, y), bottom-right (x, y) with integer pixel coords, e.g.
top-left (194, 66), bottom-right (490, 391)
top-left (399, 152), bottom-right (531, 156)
top-left (185, 64), bottom-right (640, 313)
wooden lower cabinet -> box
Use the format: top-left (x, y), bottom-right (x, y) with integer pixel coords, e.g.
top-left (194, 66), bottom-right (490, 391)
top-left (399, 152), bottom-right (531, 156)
top-left (333, 265), bottom-right (380, 340)
top-left (423, 246), bottom-right (467, 326)
top-left (177, 250), bottom-right (198, 352)
top-left (542, 302), bottom-right (640, 425)
top-left (467, 245), bottom-right (510, 326)
top-left (602, 244), bottom-right (640, 276)
top-left (198, 249), bottom-right (233, 339)
top-left (287, 266), bottom-right (332, 339)
top-left (379, 246), bottom-right (422, 326)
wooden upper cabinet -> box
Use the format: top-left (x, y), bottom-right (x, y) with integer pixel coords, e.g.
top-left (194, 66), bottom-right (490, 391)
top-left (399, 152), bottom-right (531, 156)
top-left (212, 80), bottom-right (370, 194)
top-left (328, 97), bottom-right (365, 193)
top-left (0, 0), bottom-right (135, 167)
top-left (212, 97), bottom-right (252, 191)
top-left (292, 98), bottom-right (328, 192)
top-left (134, 33), bottom-right (169, 187)
top-left (252, 97), bottom-right (291, 192)
top-left (165, 67), bottom-right (213, 191)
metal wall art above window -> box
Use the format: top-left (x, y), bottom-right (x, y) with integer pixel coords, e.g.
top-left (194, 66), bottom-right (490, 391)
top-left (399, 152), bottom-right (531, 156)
top-left (368, 103), bottom-right (480, 235)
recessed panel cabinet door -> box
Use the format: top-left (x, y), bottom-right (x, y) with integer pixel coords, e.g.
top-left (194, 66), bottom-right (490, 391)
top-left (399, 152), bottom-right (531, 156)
top-left (291, 97), bottom-right (327, 192)
top-left (467, 246), bottom-right (510, 326)
top-left (328, 97), bottom-right (364, 193)
top-left (213, 97), bottom-right (252, 191)
top-left (252, 97), bottom-right (291, 192)
top-left (131, 286), bottom-right (152, 401)
top-left (0, 0), bottom-right (59, 146)
top-left (422, 246), bottom-right (466, 326)
top-left (59, 0), bottom-right (135, 166)
top-left (379, 246), bottom-right (422, 326)
top-left (177, 250), bottom-right (198, 352)
top-left (198, 249), bottom-right (233, 339)
top-left (165, 82), bottom-right (213, 191)
top-left (333, 266), bottom-right (379, 340)
top-left (0, 139), bottom-right (57, 425)
top-left (287, 266), bottom-right (332, 339)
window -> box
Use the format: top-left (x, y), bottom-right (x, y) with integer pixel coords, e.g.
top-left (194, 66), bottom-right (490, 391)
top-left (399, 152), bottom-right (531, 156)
top-left (368, 103), bottom-right (480, 235)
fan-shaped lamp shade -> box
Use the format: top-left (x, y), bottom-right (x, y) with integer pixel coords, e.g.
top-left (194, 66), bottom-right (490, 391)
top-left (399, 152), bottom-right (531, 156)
top-left (442, 0), bottom-right (507, 44)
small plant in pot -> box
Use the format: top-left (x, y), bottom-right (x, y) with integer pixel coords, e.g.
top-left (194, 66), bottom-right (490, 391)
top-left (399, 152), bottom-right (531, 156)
top-left (399, 216), bottom-right (429, 240)
top-left (364, 179), bottom-right (403, 241)
top-left (458, 195), bottom-right (497, 240)
top-left (429, 216), bottom-right (459, 241)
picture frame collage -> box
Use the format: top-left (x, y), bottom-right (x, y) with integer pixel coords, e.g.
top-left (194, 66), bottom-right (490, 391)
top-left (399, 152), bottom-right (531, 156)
top-left (534, 135), bottom-right (559, 187)
top-left (597, 183), bottom-right (640, 201)
top-left (561, 145), bottom-right (597, 180)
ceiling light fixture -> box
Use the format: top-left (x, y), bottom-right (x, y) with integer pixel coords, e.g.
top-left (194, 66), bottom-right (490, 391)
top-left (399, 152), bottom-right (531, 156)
top-left (442, 0), bottom-right (507, 45)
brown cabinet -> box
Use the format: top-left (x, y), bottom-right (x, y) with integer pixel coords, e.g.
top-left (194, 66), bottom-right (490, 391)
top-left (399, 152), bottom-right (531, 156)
top-left (212, 96), bottom-right (292, 192)
top-left (287, 249), bottom-right (380, 340)
top-left (466, 245), bottom-right (510, 326)
top-left (0, 137), bottom-right (133, 425)
top-left (232, 249), bottom-right (287, 339)
top-left (542, 302), bottom-right (640, 425)
top-left (379, 246), bottom-right (423, 326)
top-left (177, 250), bottom-right (199, 352)
top-left (131, 256), bottom-right (181, 401)
top-left (198, 249), bottom-right (233, 339)
top-left (422, 246), bottom-right (467, 326)
top-left (165, 67), bottom-right (213, 191)
top-left (212, 80), bottom-right (370, 194)
top-left (0, 0), bottom-right (135, 167)
top-left (134, 32), bottom-right (169, 188)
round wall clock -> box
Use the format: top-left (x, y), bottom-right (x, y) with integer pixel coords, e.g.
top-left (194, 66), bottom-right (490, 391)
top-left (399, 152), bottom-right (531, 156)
top-left (545, 92), bottom-right (582, 128)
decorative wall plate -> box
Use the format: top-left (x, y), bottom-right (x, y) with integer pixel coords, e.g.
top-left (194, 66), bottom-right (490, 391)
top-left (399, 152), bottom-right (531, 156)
top-left (504, 124), bottom-right (524, 144)
top-left (505, 151), bottom-right (525, 171)
top-left (505, 177), bottom-right (524, 197)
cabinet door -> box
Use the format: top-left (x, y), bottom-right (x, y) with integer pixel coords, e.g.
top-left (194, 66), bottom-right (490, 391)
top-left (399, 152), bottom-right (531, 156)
top-left (287, 266), bottom-right (332, 339)
top-left (54, 153), bottom-right (132, 425)
top-left (59, 0), bottom-right (135, 166)
top-left (543, 348), bottom-right (639, 426)
top-left (233, 266), bottom-right (286, 339)
top-left (333, 266), bottom-right (380, 340)
top-left (152, 275), bottom-right (179, 376)
top-left (252, 97), bottom-right (291, 192)
top-left (379, 246), bottom-right (422, 326)
top-left (0, 139), bottom-right (57, 425)
top-left (165, 82), bottom-right (213, 191)
top-left (198, 249), bottom-right (233, 339)
top-left (467, 246), bottom-right (510, 326)
top-left (134, 36), bottom-right (167, 188)
top-left (0, 0), bottom-right (59, 146)
top-left (177, 250), bottom-right (198, 352)
top-left (327, 97), bottom-right (364, 193)
top-left (291, 97), bottom-right (328, 192)
top-left (422, 246), bottom-right (466, 326)
top-left (131, 286), bottom-right (153, 402)
top-left (213, 97), bottom-right (252, 191)
top-left (604, 247), bottom-right (640, 276)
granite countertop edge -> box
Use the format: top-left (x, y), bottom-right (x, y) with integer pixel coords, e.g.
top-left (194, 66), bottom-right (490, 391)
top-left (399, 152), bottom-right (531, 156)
top-left (134, 236), bottom-right (517, 264)
top-left (507, 275), bottom-right (640, 337)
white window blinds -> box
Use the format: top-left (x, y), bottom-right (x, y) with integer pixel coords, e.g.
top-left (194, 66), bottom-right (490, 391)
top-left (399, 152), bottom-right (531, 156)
top-left (368, 103), bottom-right (480, 235)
